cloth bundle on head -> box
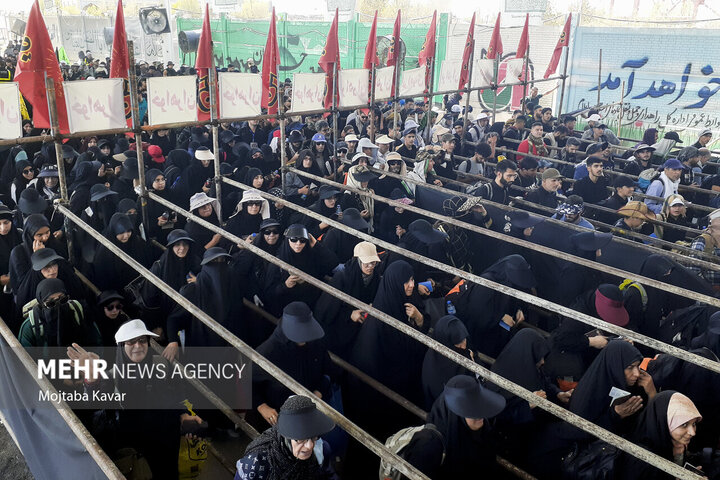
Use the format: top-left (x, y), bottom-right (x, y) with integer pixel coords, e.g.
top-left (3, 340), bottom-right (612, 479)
top-left (556, 199), bottom-right (584, 216)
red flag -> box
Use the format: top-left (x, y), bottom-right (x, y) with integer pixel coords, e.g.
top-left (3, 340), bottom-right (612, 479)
top-left (15, 0), bottom-right (69, 133)
top-left (458, 13), bottom-right (475, 90)
top-left (516, 14), bottom-right (529, 59)
top-left (418, 11), bottom-right (436, 68)
top-left (109, 0), bottom-right (131, 126)
top-left (386, 11), bottom-right (401, 96)
top-left (195, 4), bottom-right (215, 122)
top-left (487, 13), bottom-right (503, 60)
top-left (262, 8), bottom-right (281, 114)
top-left (318, 9), bottom-right (340, 111)
top-left (363, 11), bottom-right (379, 69)
top-left (544, 13), bottom-right (572, 79)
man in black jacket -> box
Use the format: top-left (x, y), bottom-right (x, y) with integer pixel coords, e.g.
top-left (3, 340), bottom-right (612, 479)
top-left (571, 156), bottom-right (610, 204)
top-left (526, 168), bottom-right (563, 209)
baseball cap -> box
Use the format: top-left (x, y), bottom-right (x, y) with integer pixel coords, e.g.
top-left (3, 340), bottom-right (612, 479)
top-left (354, 241), bottom-right (381, 264)
top-left (541, 168), bottom-right (562, 181)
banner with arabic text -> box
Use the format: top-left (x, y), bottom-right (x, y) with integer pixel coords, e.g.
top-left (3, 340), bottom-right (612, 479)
top-left (147, 76), bottom-right (198, 126)
top-left (218, 72), bottom-right (262, 119)
top-left (438, 60), bottom-right (462, 92)
top-left (338, 69), bottom-right (369, 108)
top-left (289, 73), bottom-right (326, 113)
top-left (374, 66), bottom-right (395, 101)
top-left (472, 59), bottom-right (495, 87)
top-left (63, 79), bottom-right (126, 134)
top-left (399, 67), bottom-right (427, 97)
top-left (0, 83), bottom-right (22, 140)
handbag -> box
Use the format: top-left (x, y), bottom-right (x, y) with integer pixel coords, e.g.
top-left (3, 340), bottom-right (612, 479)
top-left (561, 440), bottom-right (618, 480)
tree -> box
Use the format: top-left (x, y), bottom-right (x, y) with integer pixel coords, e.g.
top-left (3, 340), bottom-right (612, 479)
top-left (234, 0), bottom-right (271, 19)
top-left (171, 0), bottom-right (201, 15)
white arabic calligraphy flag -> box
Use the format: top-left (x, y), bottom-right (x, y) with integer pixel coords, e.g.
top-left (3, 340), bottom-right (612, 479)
top-left (0, 83), bottom-right (22, 140)
top-left (218, 72), bottom-right (263, 119)
top-left (147, 76), bottom-right (198, 126)
top-left (63, 78), bottom-right (126, 134)
top-left (289, 73), bottom-right (326, 114)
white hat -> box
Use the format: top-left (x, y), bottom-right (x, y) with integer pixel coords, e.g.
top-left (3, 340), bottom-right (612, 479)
top-left (450, 104), bottom-right (462, 113)
top-left (354, 241), bottom-right (381, 264)
top-left (587, 114), bottom-right (602, 122)
top-left (115, 319), bottom-right (159, 344)
top-left (189, 192), bottom-right (218, 212)
top-left (352, 152), bottom-right (370, 163)
top-left (358, 138), bottom-right (378, 150)
top-left (375, 134), bottom-right (393, 144)
top-left (709, 208), bottom-right (720, 222)
top-left (237, 188), bottom-right (270, 219)
top-left (476, 113), bottom-right (488, 121)
top-left (195, 147), bottom-right (215, 161)
top-left (345, 134), bottom-right (359, 143)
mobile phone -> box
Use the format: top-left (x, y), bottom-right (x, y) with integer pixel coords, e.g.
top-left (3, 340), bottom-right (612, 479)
top-left (418, 281), bottom-right (433, 293)
top-left (161, 212), bottom-right (170, 220)
top-left (683, 462), bottom-right (703, 475)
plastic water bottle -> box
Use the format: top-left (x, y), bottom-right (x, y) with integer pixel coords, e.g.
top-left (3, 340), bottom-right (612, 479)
top-left (446, 300), bottom-right (456, 315)
top-left (336, 204), bottom-right (342, 215)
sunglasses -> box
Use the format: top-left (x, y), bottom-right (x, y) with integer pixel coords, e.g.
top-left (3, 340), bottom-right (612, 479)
top-left (360, 116), bottom-right (368, 120)
top-left (246, 201), bottom-right (263, 207)
top-left (104, 302), bottom-right (123, 311)
top-left (23, 168), bottom-right (33, 174)
top-left (388, 160), bottom-right (403, 166)
top-left (289, 237), bottom-right (308, 244)
top-left (125, 337), bottom-right (148, 346)
top-left (263, 229), bottom-right (280, 235)
top-left (43, 295), bottom-right (68, 309)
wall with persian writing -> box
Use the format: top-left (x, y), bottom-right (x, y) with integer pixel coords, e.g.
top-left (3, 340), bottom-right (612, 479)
top-left (565, 26), bottom-right (720, 142)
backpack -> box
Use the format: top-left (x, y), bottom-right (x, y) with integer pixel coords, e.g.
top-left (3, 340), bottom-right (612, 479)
top-left (637, 168), bottom-right (660, 192)
top-left (658, 304), bottom-right (717, 349)
top-left (379, 424), bottom-right (444, 480)
top-left (466, 181), bottom-right (492, 199)
top-left (24, 299), bottom-right (84, 343)
top-left (561, 440), bottom-right (618, 480)
top-left (618, 279), bottom-right (647, 312)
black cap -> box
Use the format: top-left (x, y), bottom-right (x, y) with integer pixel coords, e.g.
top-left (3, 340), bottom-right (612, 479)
top-left (18, 188), bottom-right (48, 215)
top-left (340, 208), bottom-right (369, 231)
top-left (284, 224), bottom-right (309, 240)
top-left (97, 290), bottom-right (124, 307)
top-left (408, 219), bottom-right (448, 244)
top-left (443, 375), bottom-right (506, 419)
top-left (276, 395), bottom-right (335, 441)
top-left (613, 176), bottom-right (636, 189)
top-left (318, 185), bottom-right (340, 200)
top-left (664, 131), bottom-right (683, 143)
top-left (166, 229), bottom-right (194, 247)
top-left (31, 248), bottom-right (63, 271)
top-left (259, 218), bottom-right (281, 231)
top-left (280, 302), bottom-right (325, 343)
top-left (201, 247), bottom-right (231, 265)
top-left (90, 184), bottom-right (118, 202)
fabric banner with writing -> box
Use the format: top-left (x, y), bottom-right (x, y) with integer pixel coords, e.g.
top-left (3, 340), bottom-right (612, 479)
top-left (338, 69), bottom-right (369, 108)
top-left (399, 66), bottom-right (426, 97)
top-left (438, 60), bottom-right (462, 92)
top-left (472, 59), bottom-right (496, 87)
top-left (147, 76), bottom-right (198, 126)
top-left (374, 66), bottom-right (395, 101)
top-left (502, 58), bottom-right (525, 85)
top-left (218, 72), bottom-right (262, 119)
top-left (0, 83), bottom-right (22, 140)
top-left (289, 73), bottom-right (326, 113)
top-left (64, 79), bottom-right (126, 133)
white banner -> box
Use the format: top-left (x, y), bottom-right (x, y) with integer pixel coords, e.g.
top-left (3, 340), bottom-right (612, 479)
top-left (374, 66), bottom-right (394, 101)
top-left (438, 60), bottom-right (462, 92)
top-left (147, 76), bottom-right (197, 126)
top-left (503, 58), bottom-right (526, 85)
top-left (473, 59), bottom-right (496, 87)
top-left (64, 79), bottom-right (126, 134)
top-left (0, 83), bottom-right (21, 140)
top-left (218, 72), bottom-right (262, 119)
top-left (289, 73), bottom-right (326, 113)
top-left (399, 66), bottom-right (426, 97)
top-left (338, 69), bottom-right (369, 108)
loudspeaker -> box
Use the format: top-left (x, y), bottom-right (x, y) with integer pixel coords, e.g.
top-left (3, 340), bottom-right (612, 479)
top-left (11, 19), bottom-right (26, 37)
top-left (178, 30), bottom-right (201, 53)
top-left (139, 7), bottom-right (171, 35)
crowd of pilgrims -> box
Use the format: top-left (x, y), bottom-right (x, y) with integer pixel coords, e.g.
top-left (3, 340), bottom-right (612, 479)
top-left (2, 90), bottom-right (720, 480)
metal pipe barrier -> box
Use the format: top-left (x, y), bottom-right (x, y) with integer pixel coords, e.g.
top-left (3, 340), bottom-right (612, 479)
top-left (348, 162), bottom-right (720, 272)
top-left (56, 204), bottom-right (431, 480)
top-left (220, 176), bottom-right (720, 376)
top-left (0, 318), bottom-right (126, 480)
top-left (138, 189), bottom-right (703, 479)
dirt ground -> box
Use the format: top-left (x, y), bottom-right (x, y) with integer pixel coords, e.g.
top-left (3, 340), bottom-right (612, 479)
top-left (0, 417), bottom-right (33, 480)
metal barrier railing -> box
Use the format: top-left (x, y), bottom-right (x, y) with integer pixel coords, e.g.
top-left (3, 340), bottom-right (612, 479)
top-left (136, 189), bottom-right (703, 479)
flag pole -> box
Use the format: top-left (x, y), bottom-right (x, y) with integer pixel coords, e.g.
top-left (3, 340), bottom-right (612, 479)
top-left (597, 49), bottom-right (602, 106)
top-left (491, 55), bottom-right (500, 124)
top-left (127, 40), bottom-right (150, 240)
top-left (557, 45), bottom-right (569, 119)
top-left (461, 39), bottom-right (475, 154)
top-left (279, 86), bottom-right (288, 192)
top-left (209, 61), bottom-right (222, 222)
top-left (425, 36), bottom-right (437, 145)
top-left (332, 61), bottom-right (339, 175)
top-left (521, 44), bottom-right (530, 117)
top-left (369, 64), bottom-right (376, 143)
top-left (393, 59), bottom-right (400, 138)
top-left (44, 75), bottom-right (75, 264)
